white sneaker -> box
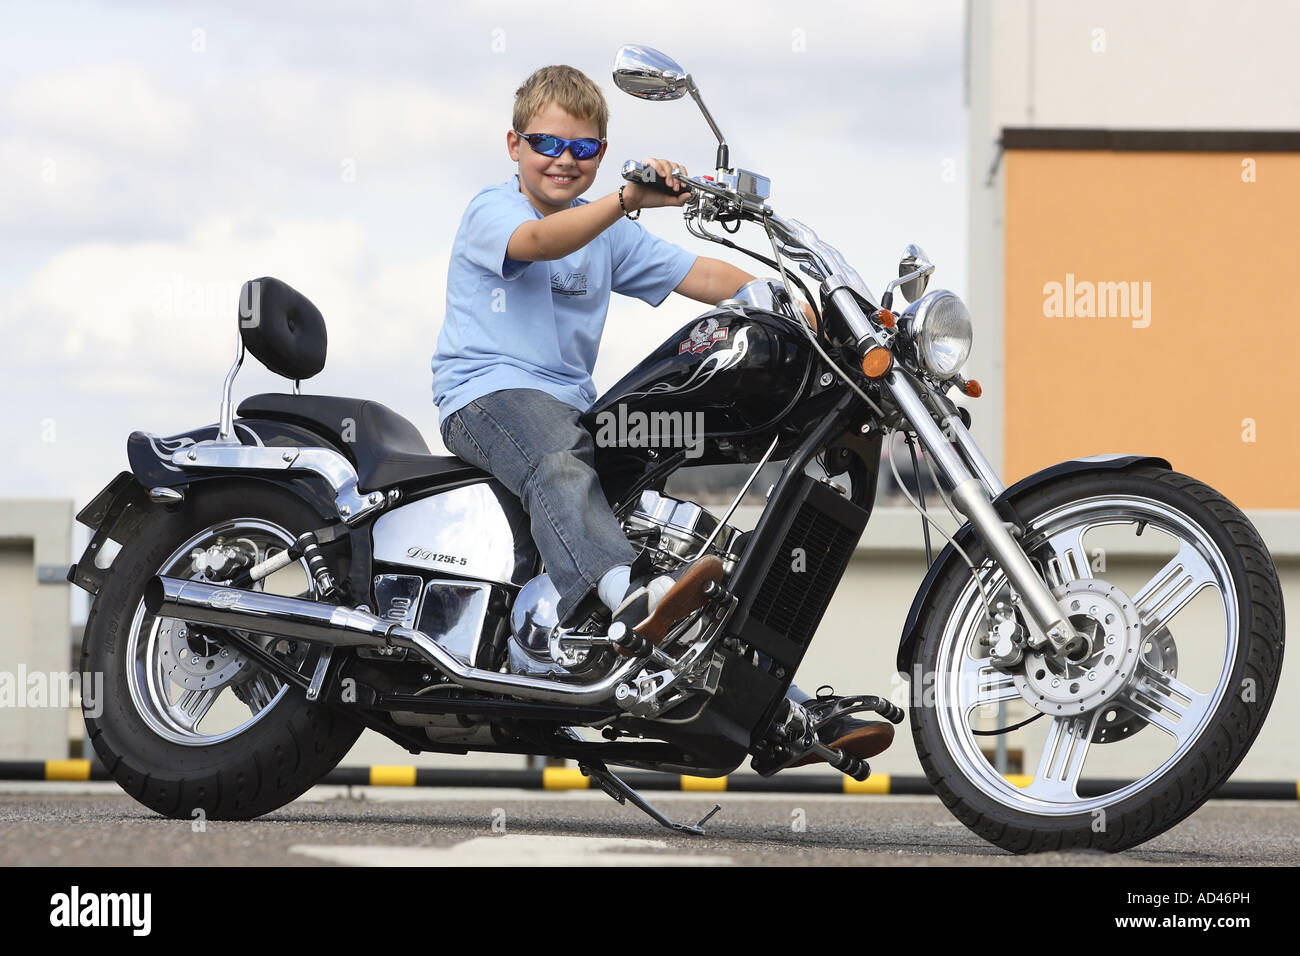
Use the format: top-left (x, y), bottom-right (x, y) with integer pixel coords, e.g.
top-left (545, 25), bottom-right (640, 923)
top-left (610, 555), bottom-right (724, 650)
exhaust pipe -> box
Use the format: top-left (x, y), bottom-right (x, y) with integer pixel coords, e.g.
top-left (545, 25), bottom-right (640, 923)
top-left (145, 576), bottom-right (639, 705)
top-left (144, 576), bottom-right (393, 647)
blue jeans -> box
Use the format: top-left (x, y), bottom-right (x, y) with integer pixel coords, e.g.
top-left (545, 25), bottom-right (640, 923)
top-left (439, 389), bottom-right (638, 623)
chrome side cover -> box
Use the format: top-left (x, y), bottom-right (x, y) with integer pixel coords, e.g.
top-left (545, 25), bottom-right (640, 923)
top-left (417, 578), bottom-right (493, 667)
top-left (371, 481), bottom-right (537, 587)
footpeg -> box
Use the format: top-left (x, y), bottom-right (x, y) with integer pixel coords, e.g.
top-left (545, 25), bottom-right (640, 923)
top-left (609, 621), bottom-right (652, 657)
top-left (809, 741), bottom-right (871, 781)
top-left (751, 693), bottom-right (903, 776)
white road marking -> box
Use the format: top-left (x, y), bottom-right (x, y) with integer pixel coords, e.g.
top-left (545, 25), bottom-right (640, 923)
top-left (289, 835), bottom-right (734, 866)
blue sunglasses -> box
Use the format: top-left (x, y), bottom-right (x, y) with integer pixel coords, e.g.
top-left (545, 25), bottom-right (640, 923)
top-left (514, 130), bottom-right (605, 160)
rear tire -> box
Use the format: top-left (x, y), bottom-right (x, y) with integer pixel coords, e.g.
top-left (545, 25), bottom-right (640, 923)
top-left (82, 480), bottom-right (364, 820)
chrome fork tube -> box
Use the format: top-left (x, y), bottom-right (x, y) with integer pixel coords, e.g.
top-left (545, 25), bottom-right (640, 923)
top-left (944, 412), bottom-right (1006, 497)
top-left (883, 370), bottom-right (1076, 652)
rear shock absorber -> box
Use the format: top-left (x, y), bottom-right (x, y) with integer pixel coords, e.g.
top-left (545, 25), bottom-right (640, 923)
top-left (231, 527), bottom-right (345, 598)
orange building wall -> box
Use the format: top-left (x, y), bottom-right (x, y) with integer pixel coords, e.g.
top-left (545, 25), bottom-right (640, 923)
top-left (1003, 149), bottom-right (1300, 507)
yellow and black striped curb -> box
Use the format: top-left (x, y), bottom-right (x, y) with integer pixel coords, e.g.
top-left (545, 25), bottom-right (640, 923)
top-left (3, 761), bottom-right (1299, 799)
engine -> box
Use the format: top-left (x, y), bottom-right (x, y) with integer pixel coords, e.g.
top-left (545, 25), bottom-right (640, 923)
top-left (505, 491), bottom-right (745, 677)
top-left (621, 490), bottom-right (746, 578)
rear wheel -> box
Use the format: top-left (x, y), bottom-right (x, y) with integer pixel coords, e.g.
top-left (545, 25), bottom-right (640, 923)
top-left (82, 481), bottom-right (364, 820)
top-left (911, 466), bottom-right (1284, 852)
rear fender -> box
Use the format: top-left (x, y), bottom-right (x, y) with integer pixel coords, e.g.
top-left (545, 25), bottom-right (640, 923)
top-left (894, 453), bottom-right (1172, 676)
top-left (70, 419), bottom-right (356, 597)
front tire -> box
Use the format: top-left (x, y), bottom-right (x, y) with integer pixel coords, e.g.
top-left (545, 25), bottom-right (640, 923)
top-left (911, 466), bottom-right (1284, 852)
top-left (82, 480), bottom-right (364, 820)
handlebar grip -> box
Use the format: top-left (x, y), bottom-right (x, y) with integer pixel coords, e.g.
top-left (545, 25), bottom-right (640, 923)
top-left (621, 159), bottom-right (688, 196)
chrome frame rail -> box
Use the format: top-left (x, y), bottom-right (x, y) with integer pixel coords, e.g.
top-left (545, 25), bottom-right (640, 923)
top-left (161, 439), bottom-right (384, 524)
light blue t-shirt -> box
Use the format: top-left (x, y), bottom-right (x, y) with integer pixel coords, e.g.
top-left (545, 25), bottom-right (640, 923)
top-left (432, 174), bottom-right (697, 420)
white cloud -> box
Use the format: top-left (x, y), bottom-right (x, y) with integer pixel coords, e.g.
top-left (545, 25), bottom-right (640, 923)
top-left (8, 62), bottom-right (198, 156)
top-left (8, 216), bottom-right (367, 359)
top-left (205, 66), bottom-right (502, 176)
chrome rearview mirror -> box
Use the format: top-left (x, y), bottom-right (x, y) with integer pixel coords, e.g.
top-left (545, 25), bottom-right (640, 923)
top-left (613, 45), bottom-right (730, 170)
top-left (897, 244), bottom-right (934, 303)
top-left (613, 45), bottom-right (689, 100)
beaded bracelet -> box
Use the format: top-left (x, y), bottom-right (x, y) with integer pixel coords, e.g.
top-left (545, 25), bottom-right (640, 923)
top-left (618, 185), bottom-right (640, 220)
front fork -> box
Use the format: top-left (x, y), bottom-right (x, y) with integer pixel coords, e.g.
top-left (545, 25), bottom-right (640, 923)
top-left (883, 368), bottom-right (1080, 655)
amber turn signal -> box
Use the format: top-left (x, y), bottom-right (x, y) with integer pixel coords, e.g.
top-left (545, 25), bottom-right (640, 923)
top-left (875, 309), bottom-right (896, 328)
top-left (861, 347), bottom-right (893, 379)
top-left (963, 378), bottom-right (982, 398)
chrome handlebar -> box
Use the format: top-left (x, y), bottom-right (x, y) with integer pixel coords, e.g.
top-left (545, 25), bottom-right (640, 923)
top-left (620, 160), bottom-right (883, 350)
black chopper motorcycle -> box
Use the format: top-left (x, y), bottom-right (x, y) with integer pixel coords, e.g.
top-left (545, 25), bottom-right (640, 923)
top-left (69, 45), bottom-right (1284, 852)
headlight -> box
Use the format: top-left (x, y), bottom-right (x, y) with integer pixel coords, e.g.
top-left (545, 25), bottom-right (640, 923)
top-left (903, 290), bottom-right (972, 379)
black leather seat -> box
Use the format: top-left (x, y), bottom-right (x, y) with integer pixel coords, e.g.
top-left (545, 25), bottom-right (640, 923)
top-left (237, 393), bottom-right (486, 492)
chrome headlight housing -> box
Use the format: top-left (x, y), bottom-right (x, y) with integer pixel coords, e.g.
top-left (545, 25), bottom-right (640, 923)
top-left (901, 290), bottom-right (972, 379)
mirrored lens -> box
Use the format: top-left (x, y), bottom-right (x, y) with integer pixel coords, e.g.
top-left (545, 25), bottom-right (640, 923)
top-left (530, 134), bottom-right (564, 156)
top-left (520, 132), bottom-right (601, 160)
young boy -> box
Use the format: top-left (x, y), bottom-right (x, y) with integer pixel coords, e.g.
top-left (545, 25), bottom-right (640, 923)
top-left (433, 64), bottom-right (892, 763)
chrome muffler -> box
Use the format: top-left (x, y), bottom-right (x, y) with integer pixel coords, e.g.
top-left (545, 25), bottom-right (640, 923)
top-left (145, 576), bottom-right (639, 704)
top-left (144, 575), bottom-right (394, 647)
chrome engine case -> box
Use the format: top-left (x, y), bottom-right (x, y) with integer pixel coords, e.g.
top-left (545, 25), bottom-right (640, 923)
top-left (503, 492), bottom-right (742, 677)
top-left (624, 490), bottom-right (745, 576)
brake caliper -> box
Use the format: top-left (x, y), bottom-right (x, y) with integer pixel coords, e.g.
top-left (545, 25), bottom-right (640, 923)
top-left (190, 537), bottom-right (259, 582)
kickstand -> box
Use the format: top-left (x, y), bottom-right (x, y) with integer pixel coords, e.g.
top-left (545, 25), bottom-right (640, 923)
top-left (578, 760), bottom-right (721, 836)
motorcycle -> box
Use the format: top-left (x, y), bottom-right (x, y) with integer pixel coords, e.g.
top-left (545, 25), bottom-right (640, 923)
top-left (69, 44), bottom-right (1284, 852)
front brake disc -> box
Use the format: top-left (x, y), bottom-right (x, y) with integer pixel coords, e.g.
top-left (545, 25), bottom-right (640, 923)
top-left (1091, 627), bottom-right (1177, 743)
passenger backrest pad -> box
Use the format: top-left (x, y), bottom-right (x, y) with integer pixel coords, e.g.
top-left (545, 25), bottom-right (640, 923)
top-left (238, 276), bottom-right (327, 381)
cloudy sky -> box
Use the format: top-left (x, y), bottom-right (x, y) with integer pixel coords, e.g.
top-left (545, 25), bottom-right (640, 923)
top-left (1, 0), bottom-right (966, 523)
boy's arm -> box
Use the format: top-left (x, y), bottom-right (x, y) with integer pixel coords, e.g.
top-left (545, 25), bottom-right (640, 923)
top-left (506, 158), bottom-right (690, 263)
top-left (674, 257), bottom-right (820, 332)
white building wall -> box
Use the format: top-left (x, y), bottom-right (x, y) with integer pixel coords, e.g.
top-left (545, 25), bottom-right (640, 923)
top-left (0, 500), bottom-right (73, 759)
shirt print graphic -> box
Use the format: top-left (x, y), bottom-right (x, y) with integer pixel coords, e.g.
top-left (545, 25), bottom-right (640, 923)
top-left (551, 272), bottom-right (588, 296)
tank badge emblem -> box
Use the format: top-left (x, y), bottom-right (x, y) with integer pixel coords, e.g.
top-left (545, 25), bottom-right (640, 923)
top-left (679, 317), bottom-right (729, 354)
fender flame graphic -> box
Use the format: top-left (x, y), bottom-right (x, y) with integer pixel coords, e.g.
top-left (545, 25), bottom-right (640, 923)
top-left (147, 424), bottom-right (264, 472)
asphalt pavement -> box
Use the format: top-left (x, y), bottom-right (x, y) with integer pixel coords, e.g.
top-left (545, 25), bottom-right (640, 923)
top-left (1, 784), bottom-right (1295, 866)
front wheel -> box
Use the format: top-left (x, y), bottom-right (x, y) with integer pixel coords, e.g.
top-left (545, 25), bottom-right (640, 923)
top-left (911, 465), bottom-right (1284, 852)
top-left (82, 480), bottom-right (364, 820)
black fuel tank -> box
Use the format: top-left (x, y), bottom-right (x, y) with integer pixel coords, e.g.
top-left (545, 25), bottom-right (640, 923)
top-left (583, 306), bottom-right (813, 455)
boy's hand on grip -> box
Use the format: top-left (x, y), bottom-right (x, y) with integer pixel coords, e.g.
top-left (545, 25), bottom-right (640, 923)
top-left (622, 157), bottom-right (692, 212)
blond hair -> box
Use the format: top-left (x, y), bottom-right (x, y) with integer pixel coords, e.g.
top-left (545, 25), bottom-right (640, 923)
top-left (513, 65), bottom-right (609, 140)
